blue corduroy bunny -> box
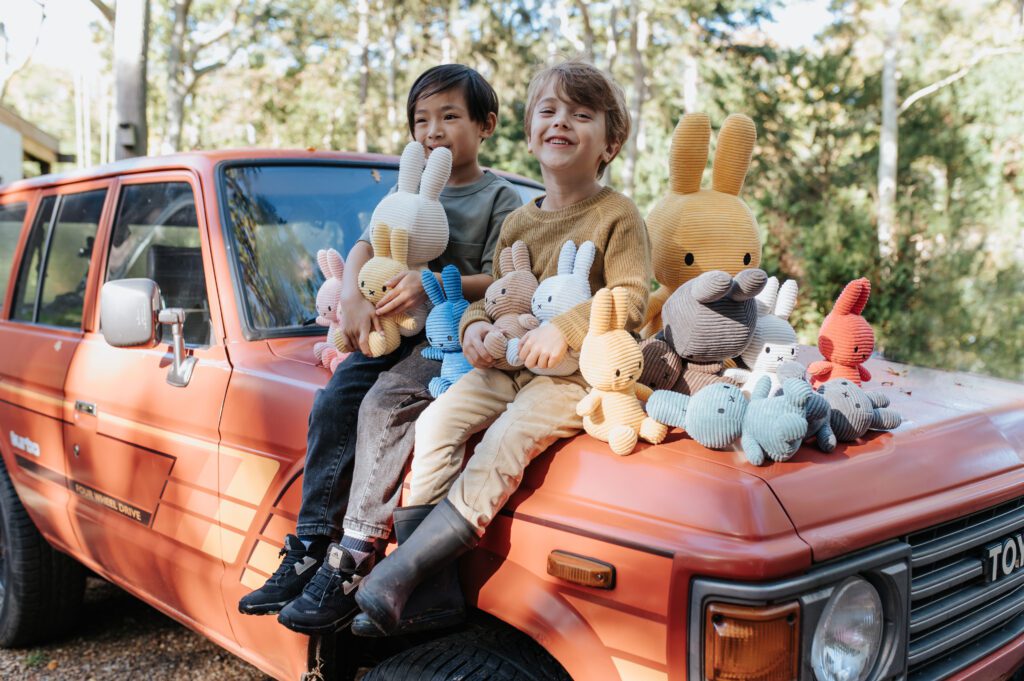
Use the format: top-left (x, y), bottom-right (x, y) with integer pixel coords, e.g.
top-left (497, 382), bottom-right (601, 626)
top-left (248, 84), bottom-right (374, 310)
top-left (421, 265), bottom-right (473, 398)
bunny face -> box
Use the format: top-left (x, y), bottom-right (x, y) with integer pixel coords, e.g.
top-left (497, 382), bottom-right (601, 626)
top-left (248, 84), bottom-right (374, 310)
top-left (818, 278), bottom-right (874, 367)
top-left (315, 248), bottom-right (345, 325)
top-left (687, 383), bottom-right (747, 447)
top-left (359, 225), bottom-right (409, 304)
top-left (484, 241), bottom-right (538, 319)
top-left (532, 240), bottom-right (596, 322)
top-left (740, 277), bottom-right (799, 372)
top-left (818, 380), bottom-right (877, 438)
top-left (369, 141), bottom-right (452, 267)
top-left (580, 288), bottom-right (644, 391)
top-left (648, 113), bottom-right (762, 291)
top-left (423, 265), bottom-right (468, 353)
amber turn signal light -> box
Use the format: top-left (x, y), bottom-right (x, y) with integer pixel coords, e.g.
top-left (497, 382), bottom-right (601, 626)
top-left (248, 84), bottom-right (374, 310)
top-left (704, 601), bottom-right (800, 681)
top-left (546, 550), bottom-right (615, 589)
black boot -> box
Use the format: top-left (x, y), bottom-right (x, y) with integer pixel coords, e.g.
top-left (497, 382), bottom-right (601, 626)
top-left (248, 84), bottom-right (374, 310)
top-left (352, 500), bottom-right (477, 636)
top-left (277, 542), bottom-right (378, 634)
top-left (238, 534), bottom-right (329, 615)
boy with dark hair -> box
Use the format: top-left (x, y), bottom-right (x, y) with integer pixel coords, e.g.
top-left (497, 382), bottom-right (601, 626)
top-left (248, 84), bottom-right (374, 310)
top-left (238, 64), bottom-right (522, 633)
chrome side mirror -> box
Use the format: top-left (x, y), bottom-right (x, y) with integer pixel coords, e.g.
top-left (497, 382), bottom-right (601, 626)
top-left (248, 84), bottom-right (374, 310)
top-left (100, 279), bottom-right (197, 387)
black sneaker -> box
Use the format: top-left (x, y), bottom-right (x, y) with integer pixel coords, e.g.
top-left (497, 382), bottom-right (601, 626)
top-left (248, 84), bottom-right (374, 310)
top-left (238, 534), bottom-right (328, 615)
top-left (277, 543), bottom-right (374, 634)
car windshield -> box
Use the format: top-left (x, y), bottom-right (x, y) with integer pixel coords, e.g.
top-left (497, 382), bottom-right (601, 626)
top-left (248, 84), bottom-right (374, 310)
top-left (220, 163), bottom-right (398, 335)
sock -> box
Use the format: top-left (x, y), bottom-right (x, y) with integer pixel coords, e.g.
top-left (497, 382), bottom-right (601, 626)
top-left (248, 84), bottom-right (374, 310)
top-left (340, 531), bottom-right (380, 567)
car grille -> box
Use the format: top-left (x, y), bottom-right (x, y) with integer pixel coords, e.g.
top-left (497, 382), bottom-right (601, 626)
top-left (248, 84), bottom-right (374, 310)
top-left (906, 496), bottom-right (1024, 680)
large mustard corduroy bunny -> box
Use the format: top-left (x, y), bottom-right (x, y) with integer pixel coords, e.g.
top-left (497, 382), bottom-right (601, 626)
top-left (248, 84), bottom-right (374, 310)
top-left (577, 287), bottom-right (668, 456)
top-left (641, 113), bottom-right (763, 338)
top-left (335, 224), bottom-right (418, 357)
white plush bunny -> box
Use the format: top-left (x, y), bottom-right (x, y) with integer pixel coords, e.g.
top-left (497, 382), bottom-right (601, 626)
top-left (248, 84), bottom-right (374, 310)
top-left (313, 248), bottom-right (345, 372)
top-left (725, 276), bottom-right (802, 396)
top-left (367, 141), bottom-right (452, 335)
top-left (507, 240), bottom-right (596, 376)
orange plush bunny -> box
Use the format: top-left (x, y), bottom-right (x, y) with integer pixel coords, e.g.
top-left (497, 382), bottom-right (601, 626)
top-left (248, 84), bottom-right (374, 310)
top-left (808, 278), bottom-right (875, 387)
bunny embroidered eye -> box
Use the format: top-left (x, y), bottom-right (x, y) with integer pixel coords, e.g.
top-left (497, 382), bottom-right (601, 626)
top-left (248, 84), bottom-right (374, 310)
top-left (615, 369), bottom-right (621, 377)
top-left (853, 345), bottom-right (859, 353)
top-left (501, 288), bottom-right (506, 294)
top-left (447, 335), bottom-right (452, 341)
top-left (360, 280), bottom-right (365, 287)
top-left (790, 348), bottom-right (795, 355)
top-left (764, 347), bottom-right (770, 354)
top-left (744, 253), bottom-right (751, 265)
top-left (684, 253), bottom-right (694, 266)
top-left (381, 285), bottom-right (388, 292)
top-left (547, 295), bottom-right (552, 302)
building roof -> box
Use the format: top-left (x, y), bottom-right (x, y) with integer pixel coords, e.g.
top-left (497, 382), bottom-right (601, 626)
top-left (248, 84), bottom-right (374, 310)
top-left (0, 105), bottom-right (60, 165)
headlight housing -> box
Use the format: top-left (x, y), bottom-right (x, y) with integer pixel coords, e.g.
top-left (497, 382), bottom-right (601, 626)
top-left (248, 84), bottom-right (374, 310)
top-left (811, 577), bottom-right (884, 681)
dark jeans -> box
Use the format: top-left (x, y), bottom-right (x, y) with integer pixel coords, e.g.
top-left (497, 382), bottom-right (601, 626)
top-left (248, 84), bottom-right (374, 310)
top-left (295, 334), bottom-right (440, 540)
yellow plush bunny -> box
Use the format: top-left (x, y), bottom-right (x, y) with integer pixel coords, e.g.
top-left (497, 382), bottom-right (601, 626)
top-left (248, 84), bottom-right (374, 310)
top-left (641, 113), bottom-right (763, 338)
top-left (578, 287), bottom-right (668, 456)
top-left (334, 224), bottom-right (418, 358)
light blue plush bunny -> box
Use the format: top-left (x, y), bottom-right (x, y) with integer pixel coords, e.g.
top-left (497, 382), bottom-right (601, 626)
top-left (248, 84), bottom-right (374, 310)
top-left (421, 265), bottom-right (473, 398)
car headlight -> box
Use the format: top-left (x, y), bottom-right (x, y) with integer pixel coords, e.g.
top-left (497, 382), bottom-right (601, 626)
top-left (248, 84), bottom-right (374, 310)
top-left (811, 576), bottom-right (884, 681)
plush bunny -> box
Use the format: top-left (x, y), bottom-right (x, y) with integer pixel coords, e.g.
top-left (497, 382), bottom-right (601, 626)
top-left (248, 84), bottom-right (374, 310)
top-left (577, 288), bottom-right (668, 456)
top-left (334, 225), bottom-right (418, 358)
top-left (312, 248), bottom-right (345, 371)
top-left (725, 277), bottom-right (801, 396)
top-left (641, 113), bottom-right (763, 338)
top-left (319, 346), bottom-right (344, 373)
top-left (816, 379), bottom-right (902, 441)
top-left (639, 268), bottom-right (767, 395)
top-left (481, 241), bottom-right (540, 371)
top-left (808, 278), bottom-right (875, 387)
top-left (421, 265), bottom-right (473, 397)
top-left (507, 240), bottom-right (595, 376)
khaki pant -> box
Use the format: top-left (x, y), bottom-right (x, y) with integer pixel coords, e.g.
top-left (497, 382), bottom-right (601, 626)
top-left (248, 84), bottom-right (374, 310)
top-left (410, 368), bottom-right (587, 534)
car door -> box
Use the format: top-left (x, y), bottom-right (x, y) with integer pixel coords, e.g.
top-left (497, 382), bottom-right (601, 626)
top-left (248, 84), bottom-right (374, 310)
top-left (0, 184), bottom-right (110, 555)
top-left (61, 172), bottom-right (233, 632)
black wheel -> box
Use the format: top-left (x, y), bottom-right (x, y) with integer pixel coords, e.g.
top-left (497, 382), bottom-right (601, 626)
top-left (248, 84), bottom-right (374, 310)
top-left (363, 623), bottom-right (571, 681)
top-left (0, 458), bottom-right (86, 646)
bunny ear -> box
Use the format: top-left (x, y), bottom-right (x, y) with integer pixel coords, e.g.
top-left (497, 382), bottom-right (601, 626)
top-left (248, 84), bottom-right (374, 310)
top-left (711, 113), bottom-right (756, 196)
top-left (573, 241), bottom-right (597, 279)
top-left (421, 269), bottom-right (445, 305)
top-left (317, 249), bottom-right (331, 278)
top-left (775, 279), bottom-right (798, 320)
top-left (327, 248), bottom-right (345, 279)
top-left (589, 288), bottom-right (613, 335)
top-left (833, 277), bottom-right (871, 316)
top-left (420, 147), bottom-right (452, 200)
top-left (755, 276), bottom-right (780, 316)
top-left (397, 142), bottom-right (426, 193)
top-left (371, 224), bottom-right (391, 257)
top-left (611, 287), bottom-right (630, 330)
top-left (669, 113), bottom-right (711, 195)
top-left (498, 246), bottom-right (515, 275)
top-left (390, 228), bottom-right (409, 266)
top-left (557, 240), bottom-right (577, 275)
top-left (441, 264), bottom-right (463, 302)
top-left (511, 240), bottom-right (532, 271)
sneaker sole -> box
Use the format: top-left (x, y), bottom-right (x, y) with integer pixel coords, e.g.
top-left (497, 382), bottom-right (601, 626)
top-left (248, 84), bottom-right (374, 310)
top-left (239, 600), bottom-right (292, 616)
top-left (277, 606), bottom-right (360, 634)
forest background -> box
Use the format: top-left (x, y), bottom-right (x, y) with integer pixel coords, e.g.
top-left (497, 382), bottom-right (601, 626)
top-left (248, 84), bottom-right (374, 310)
top-left (2, 0), bottom-right (1023, 381)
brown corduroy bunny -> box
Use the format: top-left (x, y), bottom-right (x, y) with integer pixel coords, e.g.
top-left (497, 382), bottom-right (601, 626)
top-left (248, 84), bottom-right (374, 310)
top-left (481, 240), bottom-right (540, 371)
top-left (640, 112), bottom-right (763, 338)
top-left (577, 287), bottom-right (668, 456)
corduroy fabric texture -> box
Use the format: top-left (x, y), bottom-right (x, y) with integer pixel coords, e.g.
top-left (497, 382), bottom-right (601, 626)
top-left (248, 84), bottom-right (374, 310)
top-left (740, 376), bottom-right (814, 465)
top-left (646, 383), bottom-right (747, 450)
top-left (506, 240), bottom-right (595, 376)
top-left (808, 278), bottom-right (875, 387)
top-left (313, 248), bottom-right (345, 371)
top-left (421, 266), bottom-right (473, 397)
top-left (482, 241), bottom-right (540, 371)
top-left (335, 225), bottom-right (418, 357)
top-left (816, 379), bottom-right (902, 441)
top-left (577, 288), bottom-right (668, 456)
top-left (641, 113), bottom-right (763, 338)
top-left (729, 277), bottom-right (801, 396)
top-left (458, 186), bottom-right (652, 353)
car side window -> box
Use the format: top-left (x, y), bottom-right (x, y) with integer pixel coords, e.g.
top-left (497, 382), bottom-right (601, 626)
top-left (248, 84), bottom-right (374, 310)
top-left (0, 201), bottom-right (28, 312)
top-left (105, 182), bottom-right (211, 346)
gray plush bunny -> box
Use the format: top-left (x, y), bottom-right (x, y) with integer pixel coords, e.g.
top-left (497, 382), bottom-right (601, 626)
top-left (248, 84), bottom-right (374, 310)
top-left (639, 268), bottom-right (767, 395)
top-left (817, 379), bottom-right (902, 441)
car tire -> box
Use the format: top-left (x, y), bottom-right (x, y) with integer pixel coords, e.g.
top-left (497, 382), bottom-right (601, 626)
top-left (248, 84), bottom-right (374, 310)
top-left (0, 458), bottom-right (86, 647)
top-left (362, 624), bottom-right (571, 681)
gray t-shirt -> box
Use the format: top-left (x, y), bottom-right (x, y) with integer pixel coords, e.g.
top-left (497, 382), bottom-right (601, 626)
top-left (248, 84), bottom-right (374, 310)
top-left (359, 170), bottom-right (522, 276)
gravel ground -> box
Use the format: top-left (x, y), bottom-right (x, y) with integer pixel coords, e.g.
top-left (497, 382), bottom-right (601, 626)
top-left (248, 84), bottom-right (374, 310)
top-left (0, 577), bottom-right (271, 681)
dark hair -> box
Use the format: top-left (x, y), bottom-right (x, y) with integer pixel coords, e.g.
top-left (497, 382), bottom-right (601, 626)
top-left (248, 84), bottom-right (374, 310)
top-left (406, 64), bottom-right (500, 135)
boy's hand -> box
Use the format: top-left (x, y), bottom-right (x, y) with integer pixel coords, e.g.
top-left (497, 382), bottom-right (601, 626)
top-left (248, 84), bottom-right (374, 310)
top-left (340, 293), bottom-right (382, 357)
top-left (463, 321), bottom-right (497, 369)
top-left (375, 270), bottom-right (429, 317)
top-left (519, 324), bottom-right (569, 370)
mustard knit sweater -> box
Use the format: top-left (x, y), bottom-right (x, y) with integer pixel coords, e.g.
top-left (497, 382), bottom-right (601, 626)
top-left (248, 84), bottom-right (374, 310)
top-left (460, 186), bottom-right (652, 351)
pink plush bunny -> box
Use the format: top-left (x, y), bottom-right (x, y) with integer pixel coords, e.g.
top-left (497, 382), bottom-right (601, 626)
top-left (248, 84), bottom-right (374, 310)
top-left (808, 277), bottom-right (875, 387)
top-left (312, 248), bottom-right (345, 372)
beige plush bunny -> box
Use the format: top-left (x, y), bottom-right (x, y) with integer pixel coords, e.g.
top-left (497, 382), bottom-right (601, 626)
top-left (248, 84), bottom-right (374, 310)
top-left (481, 241), bottom-right (540, 371)
top-left (334, 225), bottom-right (418, 358)
top-left (641, 113), bottom-right (763, 338)
top-left (577, 287), bottom-right (668, 456)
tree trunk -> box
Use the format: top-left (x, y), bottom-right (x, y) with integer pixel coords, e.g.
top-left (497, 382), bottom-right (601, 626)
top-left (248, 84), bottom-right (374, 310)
top-left (683, 52), bottom-right (699, 113)
top-left (877, 0), bottom-right (903, 259)
top-left (605, 0), bottom-right (620, 73)
top-left (573, 0), bottom-right (596, 62)
top-left (621, 2), bottom-right (647, 196)
top-left (384, 3), bottom-right (401, 152)
top-left (356, 0), bottom-right (371, 153)
top-left (162, 0), bottom-right (190, 153)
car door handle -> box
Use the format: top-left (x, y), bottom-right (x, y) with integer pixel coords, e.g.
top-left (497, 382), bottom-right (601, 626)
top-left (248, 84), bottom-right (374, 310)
top-left (74, 400), bottom-right (97, 416)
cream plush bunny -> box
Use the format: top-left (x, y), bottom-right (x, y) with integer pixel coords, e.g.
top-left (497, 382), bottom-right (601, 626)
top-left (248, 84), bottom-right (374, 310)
top-left (481, 241), bottom-right (540, 371)
top-left (368, 141), bottom-right (452, 336)
top-left (312, 248), bottom-right (345, 372)
top-left (641, 113), bottom-right (763, 338)
top-left (726, 277), bottom-right (801, 396)
top-left (334, 225), bottom-right (418, 357)
top-left (578, 287), bottom-right (668, 456)
top-left (507, 240), bottom-right (595, 376)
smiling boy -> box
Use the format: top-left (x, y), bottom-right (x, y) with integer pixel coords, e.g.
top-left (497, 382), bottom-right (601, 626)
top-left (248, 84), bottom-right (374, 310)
top-left (350, 59), bottom-right (654, 636)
